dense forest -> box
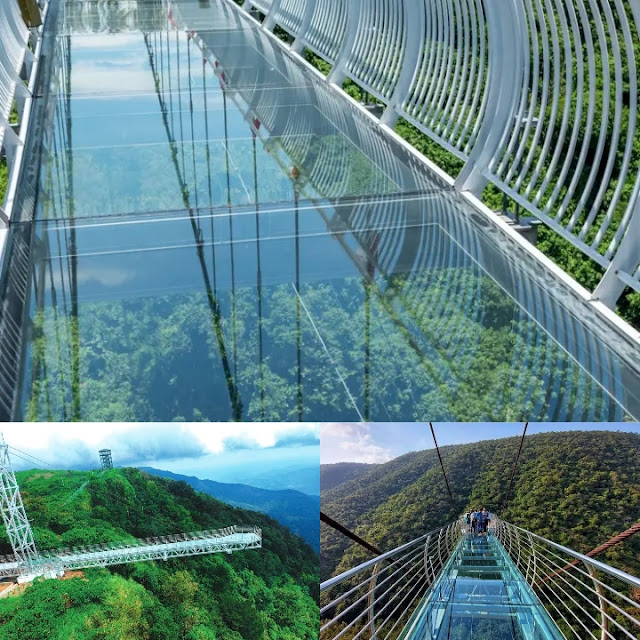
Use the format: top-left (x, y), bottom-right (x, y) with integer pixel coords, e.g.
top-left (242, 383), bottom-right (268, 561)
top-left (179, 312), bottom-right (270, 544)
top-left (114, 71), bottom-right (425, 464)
top-left (24, 270), bottom-right (626, 423)
top-left (321, 431), bottom-right (640, 639)
top-left (321, 430), bottom-right (640, 581)
top-left (320, 463), bottom-right (379, 492)
top-left (0, 468), bottom-right (319, 640)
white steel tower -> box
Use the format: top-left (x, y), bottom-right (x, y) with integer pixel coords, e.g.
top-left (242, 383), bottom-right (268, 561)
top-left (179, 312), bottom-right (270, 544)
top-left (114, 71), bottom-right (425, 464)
top-left (0, 434), bottom-right (40, 572)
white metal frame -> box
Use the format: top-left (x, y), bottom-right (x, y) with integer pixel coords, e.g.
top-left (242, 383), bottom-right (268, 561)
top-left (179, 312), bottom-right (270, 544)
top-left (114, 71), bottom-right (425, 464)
top-left (320, 522), bottom-right (462, 640)
top-left (494, 518), bottom-right (640, 640)
top-left (0, 0), bottom-right (49, 232)
top-left (242, 0), bottom-right (640, 311)
top-left (0, 525), bottom-right (262, 578)
top-left (0, 434), bottom-right (40, 573)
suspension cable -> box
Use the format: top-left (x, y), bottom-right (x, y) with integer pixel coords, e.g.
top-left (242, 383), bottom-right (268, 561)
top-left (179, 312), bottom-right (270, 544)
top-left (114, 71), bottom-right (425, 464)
top-left (8, 445), bottom-right (58, 470)
top-left (585, 521), bottom-right (640, 558)
top-left (320, 511), bottom-right (383, 556)
top-left (537, 520), bottom-right (640, 586)
top-left (429, 423), bottom-right (455, 509)
top-left (4, 450), bottom-right (37, 468)
top-left (500, 422), bottom-right (528, 515)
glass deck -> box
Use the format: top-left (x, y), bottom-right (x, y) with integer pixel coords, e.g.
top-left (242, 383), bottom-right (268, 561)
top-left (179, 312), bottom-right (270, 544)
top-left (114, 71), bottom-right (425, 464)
top-left (4, 0), bottom-right (640, 421)
top-left (401, 535), bottom-right (566, 640)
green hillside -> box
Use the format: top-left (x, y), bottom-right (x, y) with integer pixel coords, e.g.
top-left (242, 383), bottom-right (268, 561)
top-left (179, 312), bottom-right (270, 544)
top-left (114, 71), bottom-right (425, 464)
top-left (320, 463), bottom-right (379, 492)
top-left (0, 468), bottom-right (319, 640)
top-left (321, 431), bottom-right (640, 581)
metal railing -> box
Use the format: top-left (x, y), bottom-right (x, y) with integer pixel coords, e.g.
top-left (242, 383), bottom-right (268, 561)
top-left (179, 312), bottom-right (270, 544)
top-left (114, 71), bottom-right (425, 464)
top-left (0, 0), bottom-right (48, 225)
top-left (320, 522), bottom-right (462, 640)
top-left (0, 0), bottom-right (50, 421)
top-left (240, 0), bottom-right (640, 310)
top-left (0, 524), bottom-right (262, 578)
top-left (494, 518), bottom-right (640, 640)
top-left (167, 0), bottom-right (639, 422)
top-left (321, 519), bottom-right (640, 640)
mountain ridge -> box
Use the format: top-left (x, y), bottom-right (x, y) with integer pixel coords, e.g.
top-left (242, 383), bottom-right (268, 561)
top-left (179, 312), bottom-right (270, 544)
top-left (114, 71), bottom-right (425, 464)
top-left (320, 462), bottom-right (380, 491)
top-left (321, 430), bottom-right (640, 581)
top-left (139, 466), bottom-right (319, 551)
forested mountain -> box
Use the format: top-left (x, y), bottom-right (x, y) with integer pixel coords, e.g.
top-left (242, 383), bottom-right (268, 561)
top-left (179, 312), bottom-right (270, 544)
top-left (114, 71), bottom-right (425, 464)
top-left (139, 467), bottom-right (319, 551)
top-left (321, 431), bottom-right (640, 581)
top-left (0, 468), bottom-right (319, 640)
top-left (320, 462), bottom-right (379, 491)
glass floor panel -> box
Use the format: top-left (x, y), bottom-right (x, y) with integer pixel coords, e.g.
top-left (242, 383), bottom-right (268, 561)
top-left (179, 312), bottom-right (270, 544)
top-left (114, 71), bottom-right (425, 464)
top-left (401, 536), bottom-right (566, 640)
top-left (2, 0), bottom-right (640, 420)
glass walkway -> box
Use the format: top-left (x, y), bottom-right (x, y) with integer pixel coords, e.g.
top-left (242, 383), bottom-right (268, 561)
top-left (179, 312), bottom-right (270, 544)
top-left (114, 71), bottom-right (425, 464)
top-left (1, 0), bottom-right (640, 421)
top-left (320, 519), bottom-right (640, 640)
top-left (401, 534), bottom-right (565, 640)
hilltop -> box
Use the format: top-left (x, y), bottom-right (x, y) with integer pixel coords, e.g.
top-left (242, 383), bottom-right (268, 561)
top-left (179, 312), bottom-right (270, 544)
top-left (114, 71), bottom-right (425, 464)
top-left (320, 462), bottom-right (379, 491)
top-left (321, 430), bottom-right (640, 581)
top-left (0, 467), bottom-right (319, 640)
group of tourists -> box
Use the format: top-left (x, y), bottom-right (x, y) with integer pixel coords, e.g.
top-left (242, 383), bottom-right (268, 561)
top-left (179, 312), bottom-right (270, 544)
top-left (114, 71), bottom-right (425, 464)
top-left (464, 508), bottom-right (490, 535)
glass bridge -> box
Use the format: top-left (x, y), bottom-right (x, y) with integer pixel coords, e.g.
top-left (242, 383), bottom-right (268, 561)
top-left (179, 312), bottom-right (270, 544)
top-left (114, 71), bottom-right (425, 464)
top-left (320, 519), bottom-right (640, 640)
top-left (1, 0), bottom-right (640, 421)
top-left (401, 535), bottom-right (565, 640)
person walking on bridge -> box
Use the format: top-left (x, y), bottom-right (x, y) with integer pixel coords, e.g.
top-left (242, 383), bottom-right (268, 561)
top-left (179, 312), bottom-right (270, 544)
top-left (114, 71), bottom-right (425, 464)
top-left (481, 508), bottom-right (490, 535)
top-left (474, 509), bottom-right (485, 536)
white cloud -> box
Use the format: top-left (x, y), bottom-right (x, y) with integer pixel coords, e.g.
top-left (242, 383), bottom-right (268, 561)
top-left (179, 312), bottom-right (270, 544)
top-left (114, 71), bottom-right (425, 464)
top-left (320, 423), bottom-right (392, 464)
top-left (0, 424), bottom-right (319, 468)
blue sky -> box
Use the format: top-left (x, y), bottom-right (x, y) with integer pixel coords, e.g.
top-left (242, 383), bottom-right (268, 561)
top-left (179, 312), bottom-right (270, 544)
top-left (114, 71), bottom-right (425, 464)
top-left (320, 423), bottom-right (640, 464)
top-left (1, 424), bottom-right (319, 486)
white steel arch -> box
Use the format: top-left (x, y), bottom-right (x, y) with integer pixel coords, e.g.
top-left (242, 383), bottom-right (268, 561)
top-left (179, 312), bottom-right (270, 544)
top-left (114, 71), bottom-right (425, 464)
top-left (242, 0), bottom-right (640, 310)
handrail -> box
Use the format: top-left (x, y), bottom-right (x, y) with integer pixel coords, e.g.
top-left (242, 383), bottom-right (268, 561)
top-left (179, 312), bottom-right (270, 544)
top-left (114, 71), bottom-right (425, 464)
top-left (241, 0), bottom-right (640, 311)
top-left (321, 518), bottom-right (640, 640)
top-left (0, 0), bottom-right (48, 222)
top-left (321, 531), bottom-right (434, 592)
top-left (494, 518), bottom-right (640, 640)
top-left (320, 522), bottom-right (462, 639)
top-left (496, 519), bottom-right (640, 591)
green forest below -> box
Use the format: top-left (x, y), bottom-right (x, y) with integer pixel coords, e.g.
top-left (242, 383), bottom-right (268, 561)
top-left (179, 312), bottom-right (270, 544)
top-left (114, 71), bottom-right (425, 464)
top-left (24, 271), bottom-right (626, 422)
top-left (321, 430), bottom-right (640, 581)
top-left (0, 468), bottom-right (319, 640)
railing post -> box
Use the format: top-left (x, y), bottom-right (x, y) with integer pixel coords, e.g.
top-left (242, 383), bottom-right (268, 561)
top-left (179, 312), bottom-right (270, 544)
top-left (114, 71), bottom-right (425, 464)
top-left (454, 0), bottom-right (525, 196)
top-left (291, 0), bottom-right (315, 54)
top-left (367, 562), bottom-right (380, 640)
top-left (379, 0), bottom-right (425, 128)
top-left (0, 117), bottom-right (23, 168)
top-left (436, 527), bottom-right (445, 571)
top-left (525, 532), bottom-right (536, 585)
top-left (423, 534), bottom-right (433, 586)
top-left (584, 561), bottom-right (609, 640)
top-left (592, 196), bottom-right (640, 307)
top-left (327, 0), bottom-right (360, 86)
top-left (263, 0), bottom-right (282, 30)
top-left (514, 526), bottom-right (523, 572)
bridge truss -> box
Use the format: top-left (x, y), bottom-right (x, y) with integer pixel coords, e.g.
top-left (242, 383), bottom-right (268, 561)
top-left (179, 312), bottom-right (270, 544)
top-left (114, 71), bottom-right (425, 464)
top-left (0, 437), bottom-right (261, 582)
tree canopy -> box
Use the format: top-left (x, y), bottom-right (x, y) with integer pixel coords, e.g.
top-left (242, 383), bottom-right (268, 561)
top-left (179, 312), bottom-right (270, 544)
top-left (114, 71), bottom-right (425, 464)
top-left (0, 468), bottom-right (319, 640)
